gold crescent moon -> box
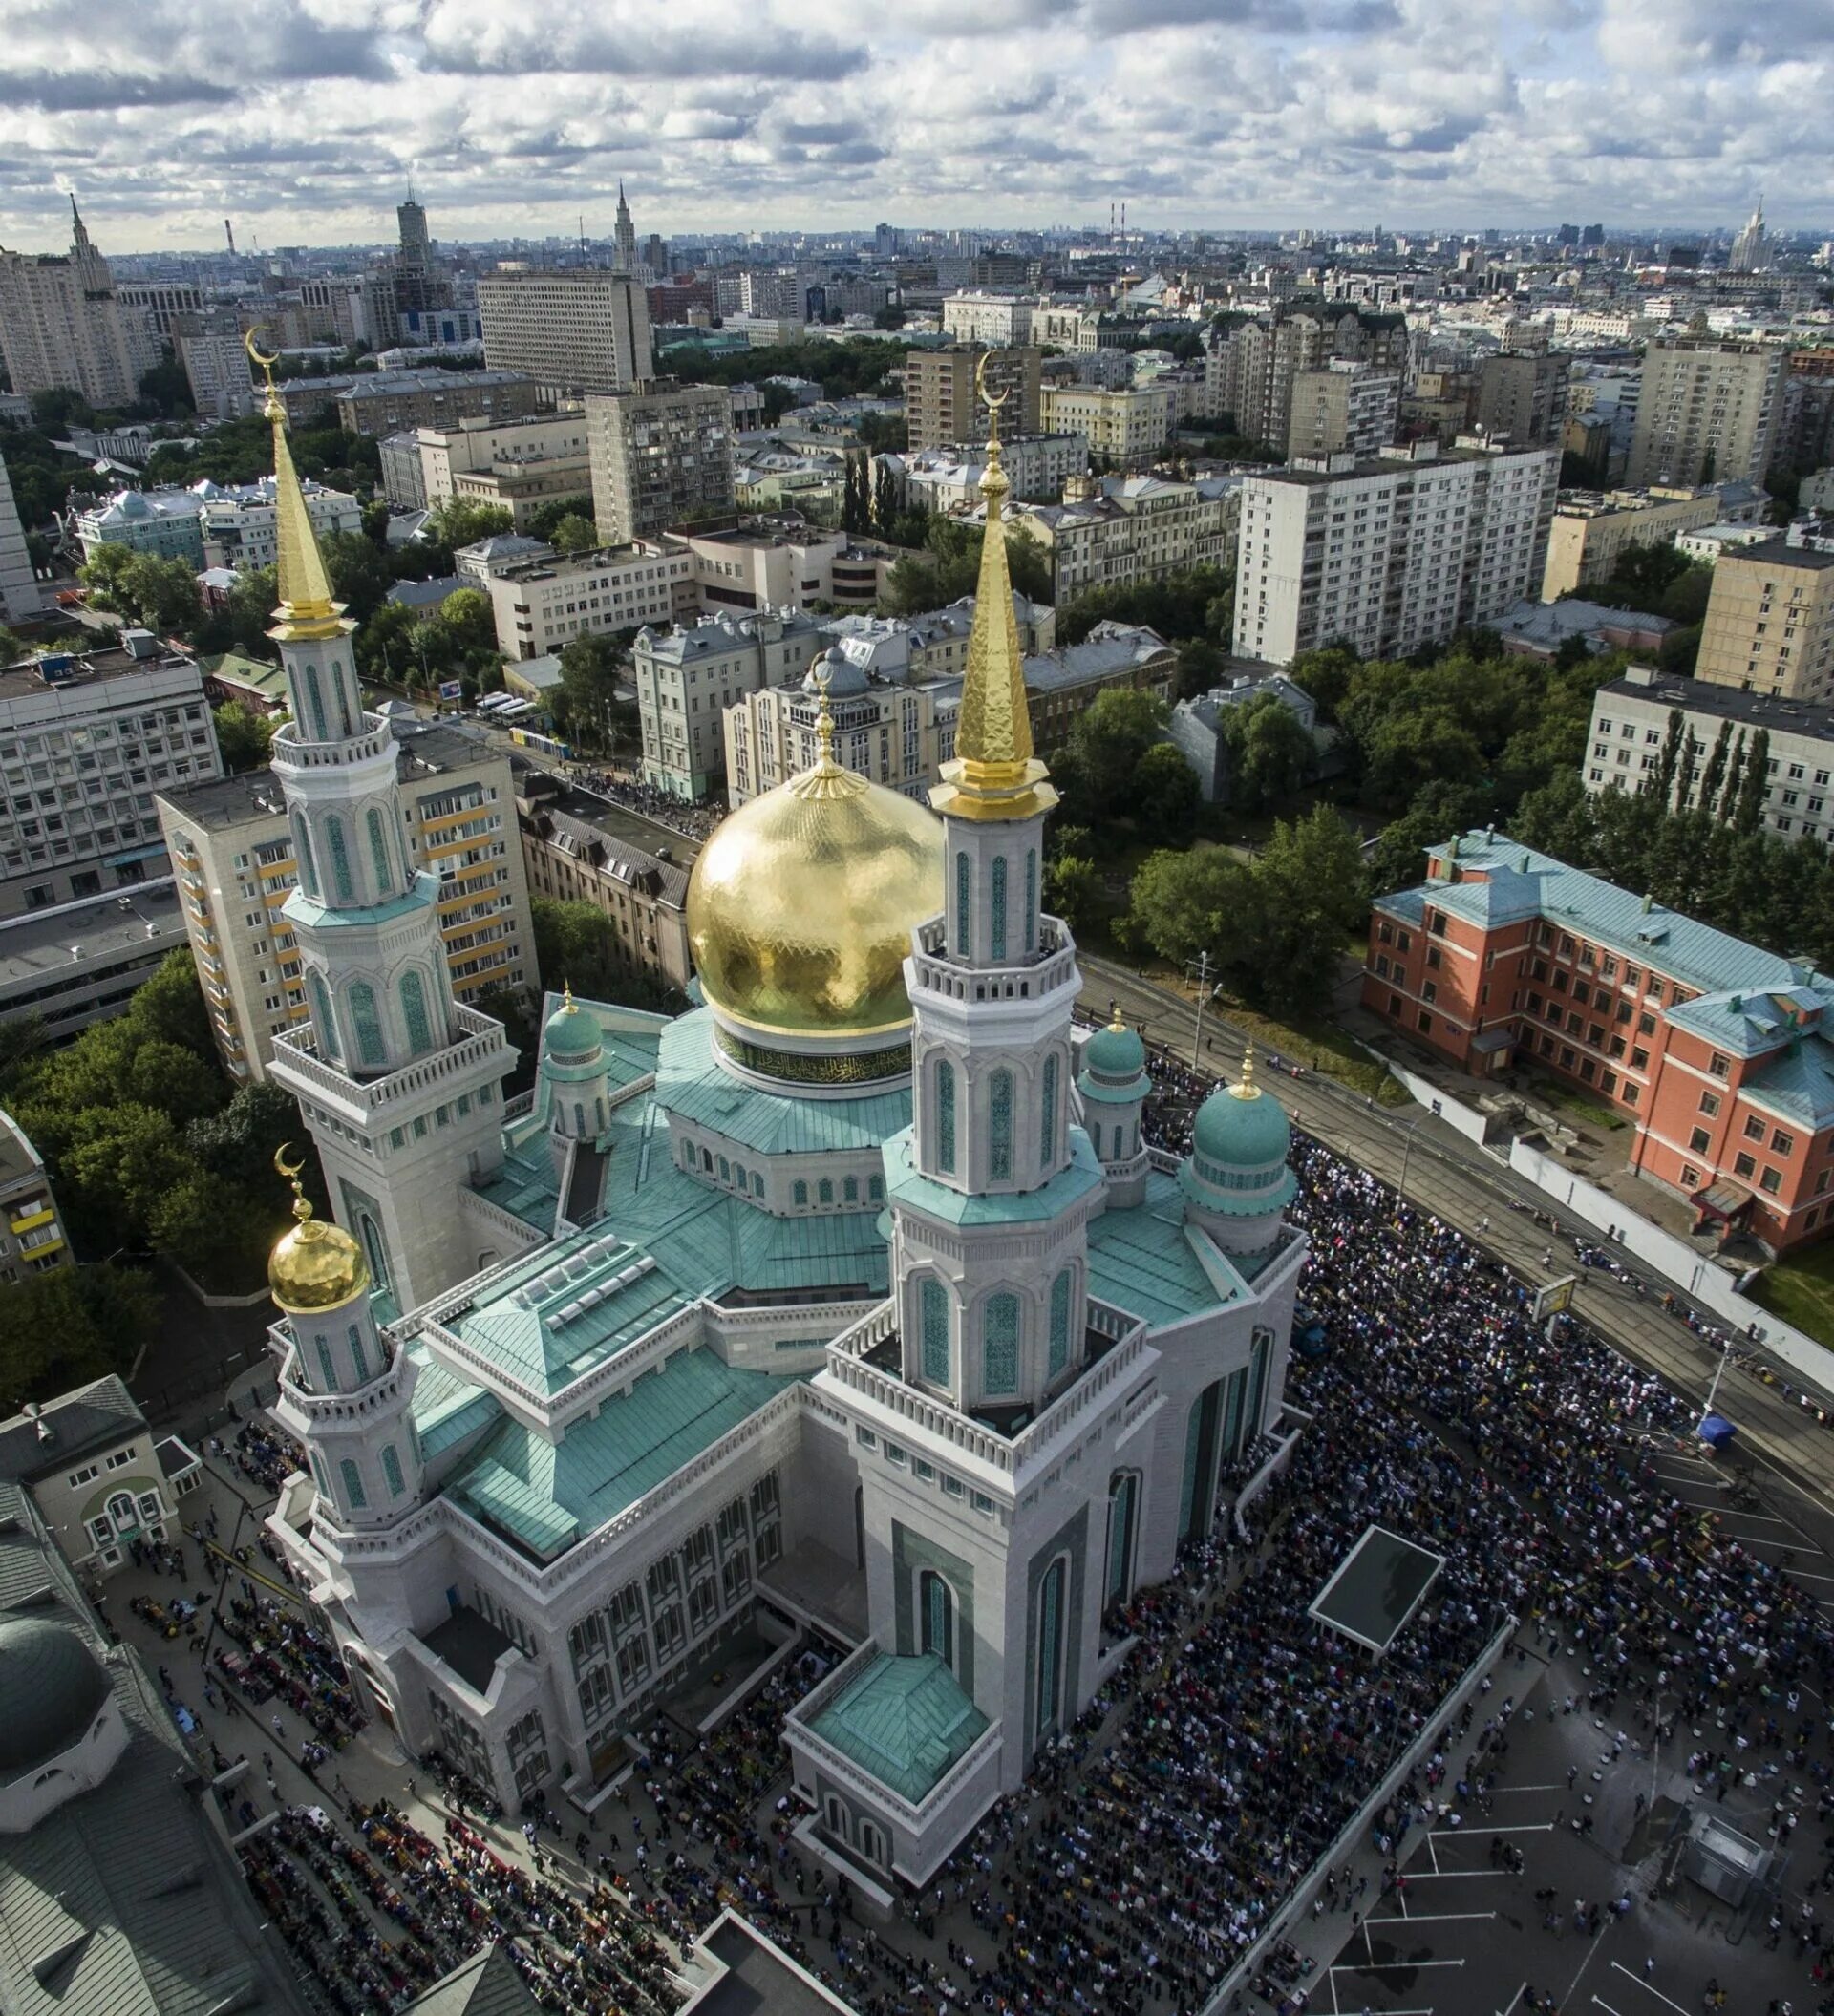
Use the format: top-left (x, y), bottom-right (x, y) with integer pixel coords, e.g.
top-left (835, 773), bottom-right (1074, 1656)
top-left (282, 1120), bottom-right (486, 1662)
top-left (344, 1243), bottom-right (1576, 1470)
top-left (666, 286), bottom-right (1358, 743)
top-left (244, 324), bottom-right (279, 373)
top-left (274, 1142), bottom-right (305, 1180)
top-left (974, 350), bottom-right (1010, 412)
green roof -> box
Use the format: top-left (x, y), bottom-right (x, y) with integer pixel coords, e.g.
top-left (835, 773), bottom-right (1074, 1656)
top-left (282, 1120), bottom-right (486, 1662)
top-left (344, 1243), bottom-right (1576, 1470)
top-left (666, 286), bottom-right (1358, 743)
top-left (1191, 1081), bottom-right (1291, 1169)
top-left (882, 1127), bottom-right (1105, 1227)
top-left (544, 993), bottom-right (604, 1060)
top-left (406, 1342), bottom-right (501, 1458)
top-left (1742, 1039), bottom-right (1834, 1129)
top-left (448, 1346), bottom-right (798, 1561)
top-left (655, 1009), bottom-right (914, 1157)
top-left (806, 1651), bottom-right (989, 1805)
top-left (1081, 1019), bottom-right (1147, 1084)
top-left (1086, 1169), bottom-right (1238, 1327)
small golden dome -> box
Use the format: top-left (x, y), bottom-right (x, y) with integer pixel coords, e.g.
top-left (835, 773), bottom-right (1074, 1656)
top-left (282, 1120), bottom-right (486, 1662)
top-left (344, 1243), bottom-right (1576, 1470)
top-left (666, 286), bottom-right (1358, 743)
top-left (267, 1146), bottom-right (369, 1314)
top-left (687, 686), bottom-right (944, 1042)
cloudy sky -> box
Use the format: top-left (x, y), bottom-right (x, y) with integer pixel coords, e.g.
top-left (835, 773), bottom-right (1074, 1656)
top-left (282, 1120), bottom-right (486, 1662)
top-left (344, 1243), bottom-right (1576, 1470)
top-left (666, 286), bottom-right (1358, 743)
top-left (0, 0), bottom-right (1822, 253)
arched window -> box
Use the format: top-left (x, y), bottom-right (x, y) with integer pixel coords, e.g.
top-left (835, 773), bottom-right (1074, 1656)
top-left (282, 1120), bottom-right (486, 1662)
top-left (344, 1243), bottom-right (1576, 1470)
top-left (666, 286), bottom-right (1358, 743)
top-left (309, 972), bottom-right (341, 1059)
top-left (1247, 1326), bottom-right (1273, 1452)
top-left (1040, 1052), bottom-right (1058, 1170)
top-left (935, 1059), bottom-right (956, 1174)
top-left (596, 1097), bottom-right (606, 1131)
top-left (954, 851), bottom-right (970, 956)
top-left (381, 1444), bottom-right (406, 1498)
top-left (293, 816), bottom-right (319, 898)
top-left (339, 1458), bottom-right (367, 1511)
top-left (349, 983), bottom-right (385, 1068)
top-left (366, 808), bottom-right (393, 896)
top-left (990, 855), bottom-right (1008, 963)
top-left (311, 1453), bottom-right (331, 1498)
top-left (325, 816), bottom-right (354, 904)
top-left (818, 1177), bottom-right (834, 1204)
top-left (575, 1103), bottom-right (587, 1135)
top-left (348, 1325), bottom-right (369, 1384)
top-left (1106, 1473), bottom-right (1139, 1608)
top-left (1036, 1556), bottom-right (1066, 1739)
top-left (1025, 848), bottom-right (1037, 954)
top-left (330, 659), bottom-right (353, 738)
top-left (1049, 1269), bottom-right (1073, 1378)
top-left (983, 1292), bottom-right (1019, 1393)
top-left (717, 1155), bottom-right (730, 1182)
top-left (315, 1338), bottom-right (336, 1392)
top-left (921, 1278), bottom-right (949, 1384)
top-left (920, 1569), bottom-right (954, 1668)
top-left (359, 1214), bottom-right (389, 1289)
top-left (734, 1162), bottom-right (747, 1191)
top-left (302, 663), bottom-right (329, 741)
top-left (793, 1179), bottom-right (809, 1206)
top-left (752, 1173), bottom-right (764, 1197)
top-left (400, 968), bottom-right (434, 1056)
top-left (988, 1069), bottom-right (1013, 1181)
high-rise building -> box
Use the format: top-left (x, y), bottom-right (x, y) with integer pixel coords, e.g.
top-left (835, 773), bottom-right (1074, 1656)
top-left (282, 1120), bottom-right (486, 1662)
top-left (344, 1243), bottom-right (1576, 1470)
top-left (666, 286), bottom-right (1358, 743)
top-left (158, 724), bottom-right (536, 1084)
top-left (1037, 384), bottom-right (1171, 472)
top-left (174, 309), bottom-right (260, 422)
top-left (0, 455), bottom-right (39, 626)
top-left (397, 197), bottom-right (431, 269)
top-left (1206, 305), bottom-right (1408, 454)
top-left (939, 294), bottom-right (1034, 347)
top-left (613, 185), bottom-right (640, 278)
top-left (585, 379), bottom-right (735, 545)
top-left (1694, 529), bottom-right (1834, 702)
top-left (1285, 361), bottom-right (1400, 461)
top-left (0, 200), bottom-right (141, 407)
top-left (1233, 440), bottom-right (1559, 666)
top-left (1729, 200), bottom-right (1769, 275)
top-left (904, 346), bottom-right (1042, 453)
top-left (477, 268), bottom-right (653, 397)
top-left (1473, 350), bottom-right (1571, 449)
top-left (1624, 337), bottom-right (1785, 490)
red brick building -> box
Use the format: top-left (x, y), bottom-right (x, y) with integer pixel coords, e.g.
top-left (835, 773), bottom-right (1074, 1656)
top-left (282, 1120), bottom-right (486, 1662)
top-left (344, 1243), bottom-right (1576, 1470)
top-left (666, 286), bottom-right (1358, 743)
top-left (1364, 829), bottom-right (1834, 1253)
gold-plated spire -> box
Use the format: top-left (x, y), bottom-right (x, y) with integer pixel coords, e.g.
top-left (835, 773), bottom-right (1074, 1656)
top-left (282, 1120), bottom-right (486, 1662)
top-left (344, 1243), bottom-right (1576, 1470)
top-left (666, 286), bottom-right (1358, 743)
top-left (1108, 1000), bottom-right (1125, 1032)
top-left (245, 328), bottom-right (350, 646)
top-left (267, 1141), bottom-right (369, 1313)
top-left (789, 657), bottom-right (868, 804)
top-left (1230, 1043), bottom-right (1258, 1101)
top-left (930, 351), bottom-right (1056, 825)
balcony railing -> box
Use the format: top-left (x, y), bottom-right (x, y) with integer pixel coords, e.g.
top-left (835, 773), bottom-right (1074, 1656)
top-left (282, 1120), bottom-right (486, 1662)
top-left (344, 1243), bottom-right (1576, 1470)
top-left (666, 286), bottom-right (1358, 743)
top-left (271, 1001), bottom-right (510, 1113)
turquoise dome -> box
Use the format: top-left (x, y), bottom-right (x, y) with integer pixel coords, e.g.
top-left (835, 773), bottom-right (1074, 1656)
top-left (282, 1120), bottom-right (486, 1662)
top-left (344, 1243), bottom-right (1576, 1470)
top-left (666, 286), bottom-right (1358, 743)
top-left (544, 992), bottom-right (600, 1061)
top-left (0, 1619), bottom-right (111, 1779)
top-left (1191, 1078), bottom-right (1290, 1170)
top-left (1083, 1018), bottom-right (1145, 1080)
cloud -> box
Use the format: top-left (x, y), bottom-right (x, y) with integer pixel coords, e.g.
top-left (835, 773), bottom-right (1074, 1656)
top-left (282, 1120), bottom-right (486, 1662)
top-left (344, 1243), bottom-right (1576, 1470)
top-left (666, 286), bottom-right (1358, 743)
top-left (0, 0), bottom-right (1825, 248)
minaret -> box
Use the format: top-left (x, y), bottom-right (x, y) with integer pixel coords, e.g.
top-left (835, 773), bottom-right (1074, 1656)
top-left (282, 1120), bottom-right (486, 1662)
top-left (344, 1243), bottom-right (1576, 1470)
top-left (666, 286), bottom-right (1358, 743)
top-left (613, 184), bottom-right (639, 277)
top-left (885, 359), bottom-right (1103, 1428)
top-left (252, 335), bottom-right (515, 1311)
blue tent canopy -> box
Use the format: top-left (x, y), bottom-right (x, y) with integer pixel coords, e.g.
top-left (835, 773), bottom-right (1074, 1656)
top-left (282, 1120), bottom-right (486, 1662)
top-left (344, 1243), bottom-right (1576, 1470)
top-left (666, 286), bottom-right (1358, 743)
top-left (1698, 1413), bottom-right (1738, 1449)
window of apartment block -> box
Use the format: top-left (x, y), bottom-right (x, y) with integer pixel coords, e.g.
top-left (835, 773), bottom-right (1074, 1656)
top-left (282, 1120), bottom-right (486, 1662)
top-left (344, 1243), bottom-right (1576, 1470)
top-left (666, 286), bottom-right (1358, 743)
top-left (1734, 1152), bottom-right (1757, 1178)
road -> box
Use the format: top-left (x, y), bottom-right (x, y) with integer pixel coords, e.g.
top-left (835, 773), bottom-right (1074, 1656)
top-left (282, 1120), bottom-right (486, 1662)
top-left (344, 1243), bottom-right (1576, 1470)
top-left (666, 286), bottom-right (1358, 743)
top-left (1079, 951), bottom-right (1834, 1533)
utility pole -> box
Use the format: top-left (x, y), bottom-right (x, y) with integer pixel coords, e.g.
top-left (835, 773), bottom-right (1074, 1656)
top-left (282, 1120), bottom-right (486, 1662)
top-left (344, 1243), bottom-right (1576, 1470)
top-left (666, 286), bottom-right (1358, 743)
top-left (1185, 949), bottom-right (1214, 1065)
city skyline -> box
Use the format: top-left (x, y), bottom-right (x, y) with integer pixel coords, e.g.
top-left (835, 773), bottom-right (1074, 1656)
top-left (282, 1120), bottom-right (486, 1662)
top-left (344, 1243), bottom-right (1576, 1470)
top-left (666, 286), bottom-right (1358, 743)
top-left (1, 0), bottom-right (1827, 252)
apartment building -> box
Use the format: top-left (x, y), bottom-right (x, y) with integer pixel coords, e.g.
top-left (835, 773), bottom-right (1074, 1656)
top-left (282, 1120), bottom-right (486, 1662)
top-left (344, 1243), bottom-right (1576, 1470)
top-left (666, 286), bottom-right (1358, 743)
top-left (174, 311), bottom-right (260, 423)
top-left (903, 346), bottom-right (1043, 452)
top-left (1694, 530), bottom-right (1834, 702)
top-left (485, 541), bottom-right (697, 660)
top-left (723, 618), bottom-right (1173, 805)
top-left (0, 636), bottom-right (220, 919)
top-left (1365, 828), bottom-right (1834, 1254)
top-left (1585, 666), bottom-right (1834, 843)
top-left (875, 435), bottom-right (1087, 515)
top-left (632, 610), bottom-right (834, 800)
top-left (1206, 305), bottom-right (1408, 449)
top-left (0, 1109), bottom-right (69, 1278)
top-left (1009, 473), bottom-right (1240, 603)
top-left (586, 381), bottom-right (736, 544)
top-left (477, 268), bottom-right (654, 396)
top-left (333, 370), bottom-right (547, 438)
top-left (1624, 338), bottom-right (1786, 490)
top-left (157, 722), bottom-right (534, 1082)
top-left (1285, 362), bottom-right (1400, 461)
top-left (1540, 483), bottom-right (1763, 599)
top-left (0, 878), bottom-right (189, 1041)
top-left (939, 294), bottom-right (1034, 347)
top-left (515, 783), bottom-right (693, 993)
top-left (1473, 350), bottom-right (1571, 449)
top-left (74, 476), bottom-right (361, 569)
top-left (415, 411), bottom-right (592, 529)
top-left (1233, 440), bottom-right (1559, 667)
top-left (0, 206), bottom-right (140, 407)
top-left (1038, 384), bottom-right (1172, 472)
top-left (198, 482), bottom-right (364, 572)
top-left (0, 458), bottom-right (39, 627)
top-left (666, 523), bottom-right (885, 614)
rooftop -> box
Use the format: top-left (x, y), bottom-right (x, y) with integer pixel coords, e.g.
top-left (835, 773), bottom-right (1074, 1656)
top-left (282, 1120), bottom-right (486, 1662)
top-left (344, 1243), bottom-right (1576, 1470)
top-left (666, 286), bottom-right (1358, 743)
top-left (683, 1911), bottom-right (863, 2016)
top-left (0, 1375), bottom-right (143, 1486)
top-left (1598, 669), bottom-right (1834, 740)
top-left (0, 641), bottom-right (201, 707)
top-left (337, 369), bottom-right (540, 401)
top-left (804, 1651), bottom-right (990, 1806)
top-left (0, 881), bottom-right (187, 996)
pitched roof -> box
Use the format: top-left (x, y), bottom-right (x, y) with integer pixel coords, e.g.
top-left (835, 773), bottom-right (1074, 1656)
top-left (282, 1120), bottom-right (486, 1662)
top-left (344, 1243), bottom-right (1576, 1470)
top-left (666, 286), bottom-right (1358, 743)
top-left (806, 1652), bottom-right (989, 1805)
top-left (0, 1377), bottom-right (143, 1486)
top-left (403, 1945), bottom-right (542, 2015)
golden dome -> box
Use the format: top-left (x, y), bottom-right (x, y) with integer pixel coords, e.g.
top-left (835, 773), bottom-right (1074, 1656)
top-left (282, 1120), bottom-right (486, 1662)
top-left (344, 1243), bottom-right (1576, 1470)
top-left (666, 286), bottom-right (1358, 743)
top-left (687, 692), bottom-right (944, 1043)
top-left (267, 1146), bottom-right (369, 1314)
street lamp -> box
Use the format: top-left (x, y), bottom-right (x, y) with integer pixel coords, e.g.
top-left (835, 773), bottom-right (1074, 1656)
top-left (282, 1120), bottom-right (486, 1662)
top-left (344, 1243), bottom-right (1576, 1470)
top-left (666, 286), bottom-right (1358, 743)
top-left (1397, 1114), bottom-right (1426, 1196)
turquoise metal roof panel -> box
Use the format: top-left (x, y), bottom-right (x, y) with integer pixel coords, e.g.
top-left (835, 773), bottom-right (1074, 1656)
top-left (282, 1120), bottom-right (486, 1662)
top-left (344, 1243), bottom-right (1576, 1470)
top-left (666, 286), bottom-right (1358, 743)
top-left (807, 1651), bottom-right (989, 1805)
top-left (407, 1344), bottom-right (503, 1456)
top-left (883, 1127), bottom-right (1105, 1227)
top-left (1741, 1042), bottom-right (1834, 1129)
top-left (1086, 1170), bottom-right (1234, 1328)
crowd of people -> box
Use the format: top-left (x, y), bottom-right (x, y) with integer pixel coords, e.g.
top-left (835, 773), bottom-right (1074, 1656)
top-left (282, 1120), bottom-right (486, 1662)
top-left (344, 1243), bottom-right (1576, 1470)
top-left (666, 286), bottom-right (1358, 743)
top-left (170, 1039), bottom-right (1834, 2015)
top-left (569, 766), bottom-right (723, 845)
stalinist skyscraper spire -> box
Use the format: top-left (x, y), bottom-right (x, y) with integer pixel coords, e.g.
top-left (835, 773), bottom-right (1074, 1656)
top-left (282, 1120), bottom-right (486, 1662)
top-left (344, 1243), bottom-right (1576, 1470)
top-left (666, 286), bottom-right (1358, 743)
top-left (613, 184), bottom-right (640, 277)
top-left (250, 332), bottom-right (515, 1311)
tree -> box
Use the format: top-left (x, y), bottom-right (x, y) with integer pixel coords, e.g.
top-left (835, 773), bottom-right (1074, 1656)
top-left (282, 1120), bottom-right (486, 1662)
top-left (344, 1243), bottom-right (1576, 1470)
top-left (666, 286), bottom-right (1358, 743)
top-left (425, 497), bottom-right (515, 552)
top-left (882, 516), bottom-right (1052, 614)
top-left (1242, 805), bottom-right (1368, 1013)
top-left (0, 1263), bottom-right (160, 1411)
top-left (548, 513), bottom-right (599, 555)
top-left (475, 982), bottom-right (540, 1097)
top-left (1220, 693), bottom-right (1314, 812)
top-left (556, 630), bottom-right (635, 747)
top-left (213, 701), bottom-right (273, 774)
top-left (1056, 689), bottom-right (1168, 824)
top-left (1365, 779), bottom-right (1494, 895)
top-left (432, 587), bottom-right (499, 663)
top-left (523, 493), bottom-right (597, 545)
top-left (321, 530), bottom-right (397, 625)
top-left (135, 345), bottom-right (195, 418)
top-left (532, 897), bottom-right (626, 1000)
top-left (1044, 853), bottom-right (1101, 931)
top-left (1128, 847), bottom-right (1255, 968)
top-left (1737, 728), bottom-right (1770, 836)
top-left (1131, 741), bottom-right (1201, 843)
top-left (79, 548), bottom-right (201, 638)
top-left (1057, 564), bottom-right (1233, 647)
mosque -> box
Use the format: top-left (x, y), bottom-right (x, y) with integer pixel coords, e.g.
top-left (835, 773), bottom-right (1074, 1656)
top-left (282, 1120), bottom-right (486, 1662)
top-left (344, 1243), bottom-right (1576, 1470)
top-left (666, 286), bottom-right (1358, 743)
top-left (258, 356), bottom-right (1305, 1889)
